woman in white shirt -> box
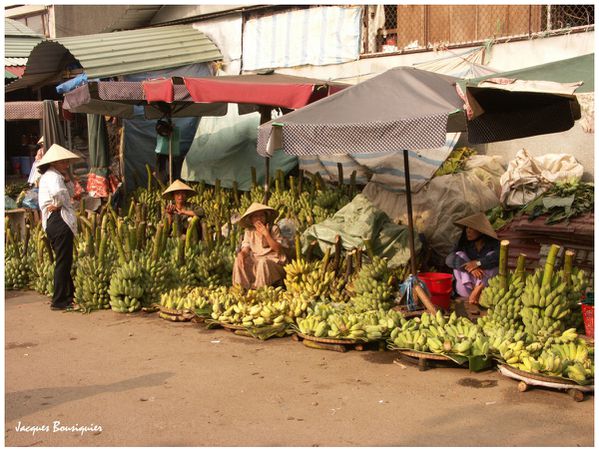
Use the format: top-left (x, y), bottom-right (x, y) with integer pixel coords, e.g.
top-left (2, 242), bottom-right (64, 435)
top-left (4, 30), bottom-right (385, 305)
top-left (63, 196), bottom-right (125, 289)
top-left (37, 144), bottom-right (82, 310)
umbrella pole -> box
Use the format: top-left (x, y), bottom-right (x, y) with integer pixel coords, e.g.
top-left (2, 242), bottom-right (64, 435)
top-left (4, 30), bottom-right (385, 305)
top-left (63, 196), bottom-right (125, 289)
top-left (403, 149), bottom-right (436, 314)
top-left (263, 157), bottom-right (270, 203)
top-left (403, 149), bottom-right (418, 277)
top-left (168, 133), bottom-right (173, 185)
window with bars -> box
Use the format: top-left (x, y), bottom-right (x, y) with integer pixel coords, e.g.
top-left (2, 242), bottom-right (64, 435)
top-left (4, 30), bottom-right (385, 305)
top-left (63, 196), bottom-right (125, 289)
top-left (362, 4), bottom-right (594, 55)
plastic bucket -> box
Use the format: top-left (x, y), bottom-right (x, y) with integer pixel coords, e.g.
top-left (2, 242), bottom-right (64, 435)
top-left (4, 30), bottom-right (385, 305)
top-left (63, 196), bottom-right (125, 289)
top-left (20, 156), bottom-right (33, 176)
top-left (9, 156), bottom-right (21, 175)
top-left (581, 304), bottom-right (594, 339)
top-left (418, 272), bottom-right (453, 310)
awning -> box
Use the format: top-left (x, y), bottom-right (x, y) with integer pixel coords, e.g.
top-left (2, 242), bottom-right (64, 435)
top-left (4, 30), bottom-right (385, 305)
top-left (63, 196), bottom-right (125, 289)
top-left (62, 80), bottom-right (228, 119)
top-left (5, 66), bottom-right (26, 78)
top-left (6, 24), bottom-right (222, 93)
top-left (183, 73), bottom-right (348, 109)
top-left (5, 101), bottom-right (60, 121)
top-left (459, 53), bottom-right (594, 93)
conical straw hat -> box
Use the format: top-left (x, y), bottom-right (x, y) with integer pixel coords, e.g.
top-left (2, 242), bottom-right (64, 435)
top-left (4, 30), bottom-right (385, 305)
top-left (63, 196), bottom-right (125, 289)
top-left (236, 202), bottom-right (277, 228)
top-left (454, 212), bottom-right (497, 239)
top-left (162, 180), bottom-right (196, 198)
top-left (37, 136), bottom-right (44, 145)
top-left (37, 144), bottom-right (81, 168)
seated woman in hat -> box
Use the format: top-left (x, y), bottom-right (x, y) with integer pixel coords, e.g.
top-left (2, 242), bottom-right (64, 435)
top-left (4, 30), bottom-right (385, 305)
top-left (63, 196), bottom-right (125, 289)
top-left (162, 180), bottom-right (204, 236)
top-left (37, 144), bottom-right (82, 311)
top-left (232, 203), bottom-right (288, 290)
top-left (445, 212), bottom-right (500, 304)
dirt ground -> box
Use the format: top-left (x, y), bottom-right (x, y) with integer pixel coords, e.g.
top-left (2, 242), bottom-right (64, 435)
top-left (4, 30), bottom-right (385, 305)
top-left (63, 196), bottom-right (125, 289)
top-left (5, 290), bottom-right (595, 447)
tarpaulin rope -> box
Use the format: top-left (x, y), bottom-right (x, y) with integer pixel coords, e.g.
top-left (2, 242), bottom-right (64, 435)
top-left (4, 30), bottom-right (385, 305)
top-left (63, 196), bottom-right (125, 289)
top-left (399, 275), bottom-right (430, 311)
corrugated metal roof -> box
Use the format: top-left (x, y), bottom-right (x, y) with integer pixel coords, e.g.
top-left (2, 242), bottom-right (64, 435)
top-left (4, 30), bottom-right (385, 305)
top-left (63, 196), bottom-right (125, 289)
top-left (6, 25), bottom-right (222, 92)
top-left (5, 57), bottom-right (28, 66)
top-left (5, 70), bottom-right (18, 79)
top-left (5, 18), bottom-right (43, 38)
top-left (102, 6), bottom-right (163, 32)
top-left (5, 36), bottom-right (44, 58)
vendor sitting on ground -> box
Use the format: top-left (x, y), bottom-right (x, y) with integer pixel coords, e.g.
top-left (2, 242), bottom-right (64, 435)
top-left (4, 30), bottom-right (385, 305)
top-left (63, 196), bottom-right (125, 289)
top-left (232, 203), bottom-right (288, 290)
top-left (445, 212), bottom-right (499, 305)
top-left (162, 180), bottom-right (204, 236)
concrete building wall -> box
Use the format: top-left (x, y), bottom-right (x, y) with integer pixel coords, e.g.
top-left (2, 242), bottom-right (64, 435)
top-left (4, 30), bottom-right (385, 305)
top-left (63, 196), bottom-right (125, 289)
top-left (52, 5), bottom-right (129, 38)
top-left (272, 31), bottom-right (595, 178)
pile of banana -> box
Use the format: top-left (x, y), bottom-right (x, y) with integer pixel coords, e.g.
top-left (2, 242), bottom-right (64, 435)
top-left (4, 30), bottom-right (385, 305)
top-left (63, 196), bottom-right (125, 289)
top-left (477, 272), bottom-right (526, 335)
top-left (209, 286), bottom-right (293, 329)
top-left (297, 306), bottom-right (404, 342)
top-left (348, 257), bottom-right (395, 312)
top-left (159, 286), bottom-right (212, 313)
top-left (389, 311), bottom-right (490, 358)
top-left (108, 258), bottom-right (146, 313)
top-left (5, 226), bottom-right (33, 290)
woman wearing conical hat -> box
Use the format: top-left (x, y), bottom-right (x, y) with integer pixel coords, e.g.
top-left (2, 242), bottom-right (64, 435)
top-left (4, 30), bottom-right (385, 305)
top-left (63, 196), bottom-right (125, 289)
top-left (445, 212), bottom-right (500, 304)
top-left (162, 180), bottom-right (204, 236)
top-left (232, 202), bottom-right (288, 290)
top-left (37, 144), bottom-right (82, 311)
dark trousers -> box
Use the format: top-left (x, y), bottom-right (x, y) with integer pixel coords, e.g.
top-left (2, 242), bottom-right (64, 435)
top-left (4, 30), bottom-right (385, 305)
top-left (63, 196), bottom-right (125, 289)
top-left (46, 212), bottom-right (75, 308)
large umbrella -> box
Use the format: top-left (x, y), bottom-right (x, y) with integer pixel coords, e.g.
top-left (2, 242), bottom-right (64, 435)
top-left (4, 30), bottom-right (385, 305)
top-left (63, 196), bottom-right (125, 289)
top-left (257, 66), bottom-right (581, 312)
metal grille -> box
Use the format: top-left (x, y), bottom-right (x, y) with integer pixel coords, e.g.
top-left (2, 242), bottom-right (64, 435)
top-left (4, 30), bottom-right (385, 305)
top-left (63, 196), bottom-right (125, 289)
top-left (362, 4), bottom-right (594, 55)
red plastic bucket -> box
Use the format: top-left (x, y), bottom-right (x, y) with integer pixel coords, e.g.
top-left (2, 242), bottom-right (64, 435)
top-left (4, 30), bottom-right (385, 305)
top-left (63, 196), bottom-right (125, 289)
top-left (581, 304), bottom-right (594, 339)
top-left (418, 272), bottom-right (453, 310)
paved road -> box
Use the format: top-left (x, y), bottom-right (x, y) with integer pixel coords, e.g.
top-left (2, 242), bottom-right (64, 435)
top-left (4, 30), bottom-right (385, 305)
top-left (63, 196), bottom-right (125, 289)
top-left (5, 290), bottom-right (594, 447)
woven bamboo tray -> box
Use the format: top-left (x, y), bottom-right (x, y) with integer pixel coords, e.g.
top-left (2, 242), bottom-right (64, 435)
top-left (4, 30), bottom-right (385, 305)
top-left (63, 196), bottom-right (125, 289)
top-left (294, 332), bottom-right (377, 352)
top-left (398, 349), bottom-right (453, 361)
top-left (498, 364), bottom-right (594, 401)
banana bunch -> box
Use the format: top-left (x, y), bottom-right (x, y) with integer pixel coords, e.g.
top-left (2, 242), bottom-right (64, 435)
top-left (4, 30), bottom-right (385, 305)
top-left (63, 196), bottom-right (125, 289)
top-left (558, 268), bottom-right (591, 330)
top-left (108, 260), bottom-right (146, 313)
top-left (478, 271), bottom-right (525, 309)
top-left (5, 255), bottom-right (31, 290)
top-left (520, 269), bottom-right (570, 341)
top-left (141, 254), bottom-right (176, 306)
top-left (74, 255), bottom-right (112, 312)
top-left (31, 258), bottom-right (54, 297)
top-left (348, 257), bottom-right (395, 312)
top-left (297, 311), bottom-right (369, 341)
top-left (389, 311), bottom-right (490, 357)
top-left (284, 258), bottom-right (336, 303)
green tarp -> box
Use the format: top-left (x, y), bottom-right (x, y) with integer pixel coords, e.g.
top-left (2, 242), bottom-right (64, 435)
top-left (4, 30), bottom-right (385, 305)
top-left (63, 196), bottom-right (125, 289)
top-left (181, 108), bottom-right (297, 191)
top-left (460, 53), bottom-right (594, 92)
top-left (87, 114), bottom-right (110, 178)
top-left (301, 194), bottom-right (421, 269)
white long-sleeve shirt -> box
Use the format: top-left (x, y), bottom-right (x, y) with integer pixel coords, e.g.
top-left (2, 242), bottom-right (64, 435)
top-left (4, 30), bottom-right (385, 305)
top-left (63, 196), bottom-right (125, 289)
top-left (38, 168), bottom-right (77, 235)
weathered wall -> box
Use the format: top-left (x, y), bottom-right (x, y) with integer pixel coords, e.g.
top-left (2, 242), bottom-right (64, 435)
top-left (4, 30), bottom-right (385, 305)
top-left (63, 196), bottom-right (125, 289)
top-left (274, 31), bottom-right (594, 178)
top-left (52, 5), bottom-right (129, 38)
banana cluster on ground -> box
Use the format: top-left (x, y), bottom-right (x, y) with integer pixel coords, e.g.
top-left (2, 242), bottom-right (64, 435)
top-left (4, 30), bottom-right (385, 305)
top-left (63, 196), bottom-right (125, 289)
top-left (389, 311), bottom-right (490, 358)
top-left (108, 258), bottom-right (146, 313)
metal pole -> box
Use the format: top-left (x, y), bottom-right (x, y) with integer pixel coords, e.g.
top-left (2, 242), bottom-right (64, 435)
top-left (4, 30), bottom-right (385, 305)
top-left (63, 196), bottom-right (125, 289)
top-left (259, 106), bottom-right (272, 204)
top-left (403, 149), bottom-right (418, 277)
top-left (168, 133), bottom-right (173, 185)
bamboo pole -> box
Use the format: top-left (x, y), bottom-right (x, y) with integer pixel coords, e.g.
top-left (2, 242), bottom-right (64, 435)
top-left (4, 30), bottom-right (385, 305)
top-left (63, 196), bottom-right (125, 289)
top-left (499, 240), bottom-right (510, 291)
top-left (345, 249), bottom-right (354, 280)
top-left (542, 244), bottom-right (562, 287)
top-left (564, 250), bottom-right (575, 288)
top-left (363, 238), bottom-right (375, 260)
top-left (337, 162), bottom-right (344, 191)
top-left (414, 285), bottom-right (437, 314)
top-left (298, 169), bottom-right (304, 194)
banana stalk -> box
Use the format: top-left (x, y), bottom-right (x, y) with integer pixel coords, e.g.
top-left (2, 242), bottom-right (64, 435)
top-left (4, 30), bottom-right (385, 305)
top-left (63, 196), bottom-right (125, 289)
top-left (564, 250), bottom-right (575, 288)
top-left (499, 240), bottom-right (509, 291)
top-left (542, 244), bottom-right (561, 288)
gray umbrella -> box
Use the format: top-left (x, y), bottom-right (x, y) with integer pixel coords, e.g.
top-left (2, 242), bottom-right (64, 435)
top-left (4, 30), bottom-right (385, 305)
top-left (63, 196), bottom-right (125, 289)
top-left (42, 99), bottom-right (65, 149)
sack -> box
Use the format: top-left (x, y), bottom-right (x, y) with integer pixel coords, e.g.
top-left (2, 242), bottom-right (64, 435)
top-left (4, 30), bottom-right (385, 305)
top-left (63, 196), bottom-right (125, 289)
top-left (22, 188), bottom-right (39, 210)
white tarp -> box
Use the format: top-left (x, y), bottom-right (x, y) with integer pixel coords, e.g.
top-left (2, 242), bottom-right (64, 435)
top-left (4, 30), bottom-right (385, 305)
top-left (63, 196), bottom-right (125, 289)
top-left (499, 149), bottom-right (584, 207)
top-left (362, 155), bottom-right (505, 260)
top-left (298, 133), bottom-right (461, 192)
top-left (192, 15), bottom-right (243, 75)
top-left (242, 6), bottom-right (362, 71)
